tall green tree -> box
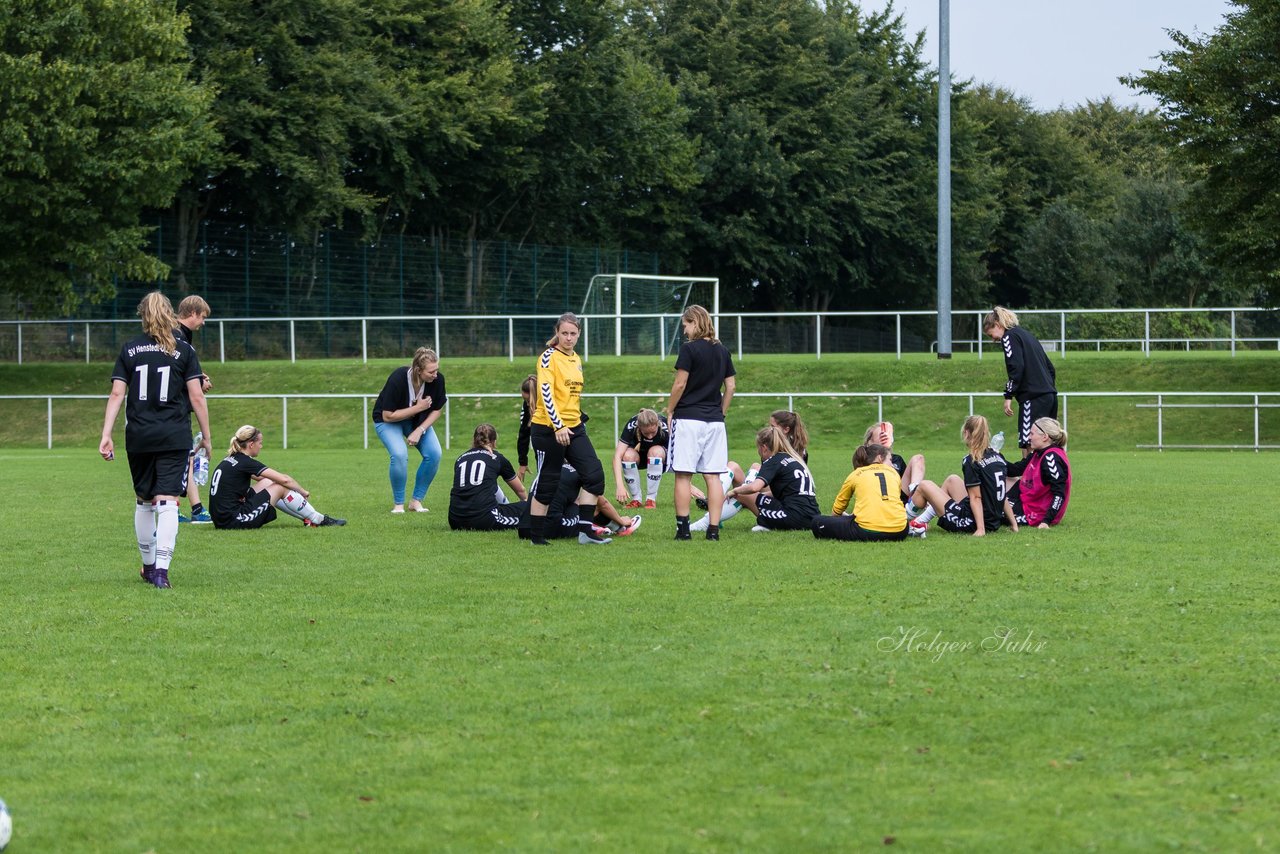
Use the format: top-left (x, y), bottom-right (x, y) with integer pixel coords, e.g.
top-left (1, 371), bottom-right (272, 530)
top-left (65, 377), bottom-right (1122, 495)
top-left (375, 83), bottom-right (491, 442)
top-left (0, 0), bottom-right (214, 313)
top-left (653, 0), bottom-right (939, 311)
top-left (1126, 0), bottom-right (1279, 303)
top-left (175, 0), bottom-right (536, 294)
top-left (959, 86), bottom-right (1098, 308)
top-left (491, 0), bottom-right (698, 256)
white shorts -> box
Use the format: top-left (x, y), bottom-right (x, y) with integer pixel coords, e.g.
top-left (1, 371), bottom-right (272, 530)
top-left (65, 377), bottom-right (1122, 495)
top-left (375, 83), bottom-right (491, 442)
top-left (668, 419), bottom-right (728, 474)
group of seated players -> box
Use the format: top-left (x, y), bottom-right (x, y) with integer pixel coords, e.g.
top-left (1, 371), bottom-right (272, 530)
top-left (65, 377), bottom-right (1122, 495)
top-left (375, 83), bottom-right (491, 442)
top-left (208, 404), bottom-right (1071, 542)
top-left (445, 404), bottom-right (1072, 543)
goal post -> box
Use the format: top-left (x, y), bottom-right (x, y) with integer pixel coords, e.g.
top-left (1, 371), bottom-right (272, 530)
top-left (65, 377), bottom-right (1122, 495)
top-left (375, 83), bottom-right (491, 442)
top-left (581, 273), bottom-right (720, 357)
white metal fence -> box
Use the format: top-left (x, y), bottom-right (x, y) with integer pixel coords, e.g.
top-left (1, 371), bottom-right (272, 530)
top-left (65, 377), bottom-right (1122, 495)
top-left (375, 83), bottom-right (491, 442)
top-left (6, 390), bottom-right (1276, 452)
top-left (2, 307), bottom-right (1278, 364)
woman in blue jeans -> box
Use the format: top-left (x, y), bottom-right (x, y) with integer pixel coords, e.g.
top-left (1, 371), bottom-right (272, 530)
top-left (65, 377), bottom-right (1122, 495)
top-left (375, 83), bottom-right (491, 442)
top-left (373, 347), bottom-right (445, 513)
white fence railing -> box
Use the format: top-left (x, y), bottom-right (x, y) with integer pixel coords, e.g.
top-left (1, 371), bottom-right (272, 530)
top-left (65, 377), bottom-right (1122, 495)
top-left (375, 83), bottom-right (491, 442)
top-left (2, 307), bottom-right (1278, 363)
top-left (6, 391), bottom-right (1275, 452)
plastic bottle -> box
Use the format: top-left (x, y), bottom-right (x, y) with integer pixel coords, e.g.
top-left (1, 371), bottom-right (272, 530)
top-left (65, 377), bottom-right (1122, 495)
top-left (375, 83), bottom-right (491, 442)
top-left (991, 430), bottom-right (1005, 452)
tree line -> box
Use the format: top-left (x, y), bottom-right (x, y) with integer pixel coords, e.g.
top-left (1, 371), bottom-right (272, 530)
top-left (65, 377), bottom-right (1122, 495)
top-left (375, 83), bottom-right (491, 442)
top-left (1, 0), bottom-right (1274, 316)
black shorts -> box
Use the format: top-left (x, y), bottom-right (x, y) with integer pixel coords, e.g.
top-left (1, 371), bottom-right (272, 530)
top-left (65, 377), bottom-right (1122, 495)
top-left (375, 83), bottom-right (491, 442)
top-left (531, 424), bottom-right (605, 503)
top-left (1005, 481), bottom-right (1028, 526)
top-left (213, 490), bottom-right (278, 530)
top-left (754, 494), bottom-right (816, 531)
top-left (1017, 393), bottom-right (1058, 448)
top-left (937, 497), bottom-right (977, 534)
top-left (450, 501), bottom-right (528, 531)
top-left (810, 514), bottom-right (908, 541)
top-left (128, 449), bottom-right (189, 500)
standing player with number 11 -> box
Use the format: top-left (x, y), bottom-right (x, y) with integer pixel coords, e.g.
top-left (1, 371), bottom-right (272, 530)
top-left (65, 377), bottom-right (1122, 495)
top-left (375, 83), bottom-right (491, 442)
top-left (100, 292), bottom-right (212, 589)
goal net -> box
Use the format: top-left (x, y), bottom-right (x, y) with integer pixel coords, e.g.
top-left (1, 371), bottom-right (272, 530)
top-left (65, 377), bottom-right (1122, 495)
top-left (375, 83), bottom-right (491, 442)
top-left (580, 273), bottom-right (720, 357)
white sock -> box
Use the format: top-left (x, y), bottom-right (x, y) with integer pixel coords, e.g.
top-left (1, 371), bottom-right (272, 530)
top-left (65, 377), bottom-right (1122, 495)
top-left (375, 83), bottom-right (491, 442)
top-left (135, 501), bottom-right (157, 566)
top-left (916, 505), bottom-right (938, 525)
top-left (645, 458), bottom-right (663, 502)
top-left (690, 514), bottom-right (710, 532)
top-left (154, 500), bottom-right (179, 570)
top-left (277, 490), bottom-right (324, 524)
top-left (719, 499), bottom-right (743, 523)
top-left (904, 501), bottom-right (923, 520)
top-left (720, 471), bottom-right (735, 491)
top-left (622, 461), bottom-right (641, 503)
top-left (907, 480), bottom-right (920, 497)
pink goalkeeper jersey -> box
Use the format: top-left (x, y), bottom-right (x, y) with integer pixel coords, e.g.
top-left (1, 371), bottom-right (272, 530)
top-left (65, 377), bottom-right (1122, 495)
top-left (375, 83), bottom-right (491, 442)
top-left (1021, 446), bottom-right (1071, 526)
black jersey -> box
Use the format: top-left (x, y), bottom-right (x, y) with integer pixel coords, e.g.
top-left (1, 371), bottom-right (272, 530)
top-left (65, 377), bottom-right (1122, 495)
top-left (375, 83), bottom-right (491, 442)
top-left (618, 414), bottom-right (670, 457)
top-left (961, 447), bottom-right (1008, 532)
top-left (754, 452), bottom-right (820, 521)
top-left (110, 334), bottom-right (203, 452)
top-left (517, 399), bottom-right (533, 467)
top-left (673, 338), bottom-right (735, 422)
top-left (449, 447), bottom-right (516, 517)
top-left (888, 453), bottom-right (906, 478)
top-left (209, 452), bottom-right (269, 526)
top-left (1000, 327), bottom-right (1056, 400)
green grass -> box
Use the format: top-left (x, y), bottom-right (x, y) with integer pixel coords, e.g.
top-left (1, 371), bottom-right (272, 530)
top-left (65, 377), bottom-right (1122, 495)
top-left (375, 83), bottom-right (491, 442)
top-left (2, 442), bottom-right (1279, 850)
top-left (2, 352), bottom-right (1279, 849)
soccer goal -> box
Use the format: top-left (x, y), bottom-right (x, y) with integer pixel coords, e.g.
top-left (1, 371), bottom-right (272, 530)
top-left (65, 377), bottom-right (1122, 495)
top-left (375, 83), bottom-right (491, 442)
top-left (581, 273), bottom-right (720, 357)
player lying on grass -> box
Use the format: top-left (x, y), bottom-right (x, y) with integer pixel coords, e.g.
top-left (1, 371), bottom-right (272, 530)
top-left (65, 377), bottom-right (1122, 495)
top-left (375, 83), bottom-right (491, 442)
top-left (724, 424), bottom-right (820, 533)
top-left (520, 462), bottom-right (642, 543)
top-left (810, 443), bottom-right (910, 542)
top-left (209, 425), bottom-right (346, 529)
top-left (448, 423), bottom-right (529, 531)
top-left (905, 415), bottom-right (1007, 538)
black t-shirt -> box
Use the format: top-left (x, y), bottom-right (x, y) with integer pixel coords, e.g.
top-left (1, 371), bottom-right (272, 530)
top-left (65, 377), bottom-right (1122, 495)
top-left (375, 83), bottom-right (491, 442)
top-left (449, 447), bottom-right (516, 517)
top-left (372, 367), bottom-right (447, 427)
top-left (754, 452), bottom-right (820, 522)
top-left (961, 447), bottom-right (1008, 531)
top-left (673, 338), bottom-right (735, 422)
top-left (209, 452), bottom-right (269, 526)
top-left (110, 334), bottom-right (203, 452)
top-left (618, 414), bottom-right (670, 458)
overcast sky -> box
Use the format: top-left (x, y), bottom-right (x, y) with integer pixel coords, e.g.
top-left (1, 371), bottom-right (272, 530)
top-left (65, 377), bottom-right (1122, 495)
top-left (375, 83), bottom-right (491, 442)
top-left (863, 0), bottom-right (1236, 111)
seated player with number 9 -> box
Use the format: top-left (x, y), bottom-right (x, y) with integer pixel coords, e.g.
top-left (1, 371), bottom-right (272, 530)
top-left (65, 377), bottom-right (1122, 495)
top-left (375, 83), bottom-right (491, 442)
top-left (725, 425), bottom-right (820, 532)
top-left (209, 425), bottom-right (346, 529)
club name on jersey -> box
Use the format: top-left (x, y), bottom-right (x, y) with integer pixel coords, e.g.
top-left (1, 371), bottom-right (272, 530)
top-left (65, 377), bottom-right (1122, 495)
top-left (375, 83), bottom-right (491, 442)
top-left (127, 343), bottom-right (178, 359)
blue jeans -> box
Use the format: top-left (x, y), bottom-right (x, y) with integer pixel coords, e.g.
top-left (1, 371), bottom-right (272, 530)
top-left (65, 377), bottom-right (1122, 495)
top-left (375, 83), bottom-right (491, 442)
top-left (375, 421), bottom-right (442, 505)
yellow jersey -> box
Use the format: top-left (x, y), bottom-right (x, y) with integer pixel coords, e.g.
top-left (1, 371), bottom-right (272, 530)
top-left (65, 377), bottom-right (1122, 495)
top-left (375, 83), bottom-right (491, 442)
top-left (831, 462), bottom-right (907, 533)
top-left (532, 346), bottom-right (583, 429)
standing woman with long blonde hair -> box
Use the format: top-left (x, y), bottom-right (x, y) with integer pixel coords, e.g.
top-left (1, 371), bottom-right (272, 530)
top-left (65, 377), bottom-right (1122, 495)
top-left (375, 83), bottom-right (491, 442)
top-left (100, 292), bottom-right (213, 588)
top-left (373, 347), bottom-right (446, 513)
top-left (983, 306), bottom-right (1057, 456)
top-left (527, 313), bottom-right (611, 545)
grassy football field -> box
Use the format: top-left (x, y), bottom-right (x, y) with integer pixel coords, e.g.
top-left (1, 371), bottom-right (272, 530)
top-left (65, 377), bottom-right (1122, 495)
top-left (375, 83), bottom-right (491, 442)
top-left (1, 353), bottom-right (1278, 850)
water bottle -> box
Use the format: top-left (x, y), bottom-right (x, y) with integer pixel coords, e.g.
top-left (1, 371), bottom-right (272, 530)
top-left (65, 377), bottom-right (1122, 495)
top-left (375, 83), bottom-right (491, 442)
top-left (194, 447), bottom-right (210, 485)
top-left (991, 430), bottom-right (1005, 453)
top-left (192, 431), bottom-right (210, 485)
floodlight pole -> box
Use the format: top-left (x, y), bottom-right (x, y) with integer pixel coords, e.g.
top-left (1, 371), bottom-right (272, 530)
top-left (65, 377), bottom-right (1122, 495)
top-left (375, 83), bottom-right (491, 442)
top-left (936, 0), bottom-right (953, 359)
